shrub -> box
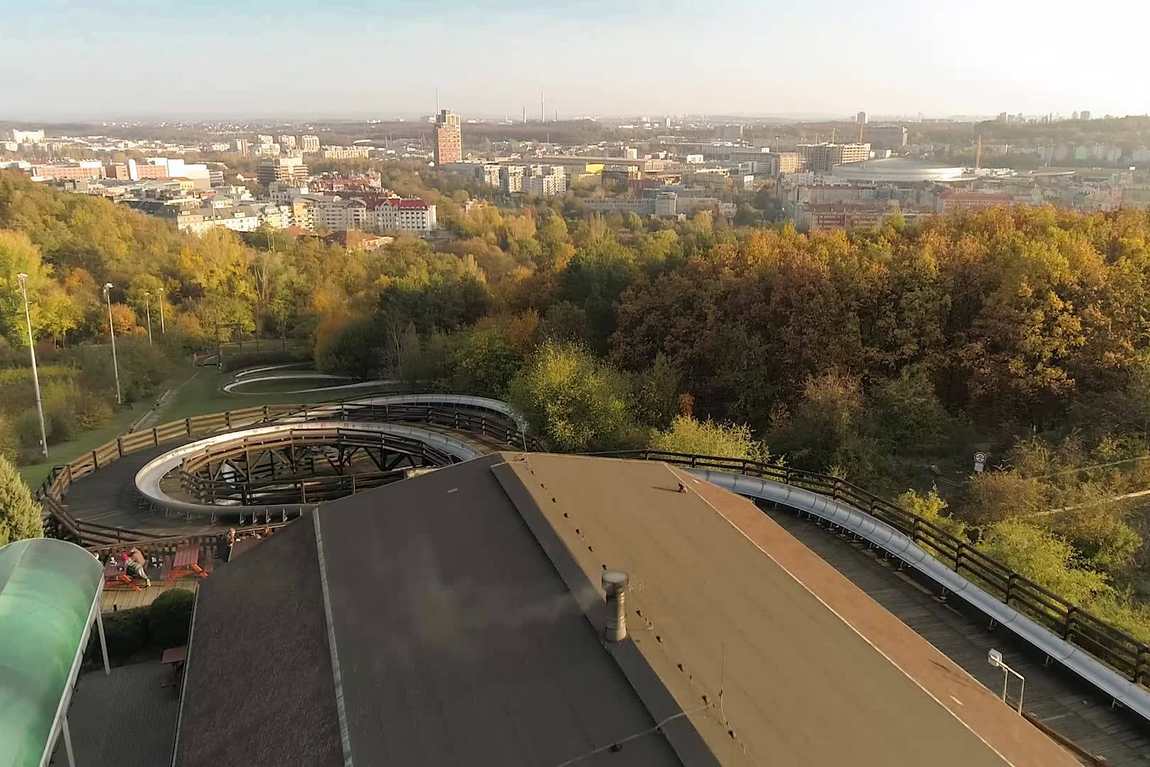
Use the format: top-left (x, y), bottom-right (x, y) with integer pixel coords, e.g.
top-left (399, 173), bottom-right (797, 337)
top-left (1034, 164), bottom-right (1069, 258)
top-left (91, 607), bottom-right (149, 662)
top-left (650, 415), bottom-right (771, 463)
top-left (147, 588), bottom-right (195, 648)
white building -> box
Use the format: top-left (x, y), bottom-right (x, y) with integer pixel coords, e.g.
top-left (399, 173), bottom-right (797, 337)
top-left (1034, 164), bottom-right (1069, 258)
top-left (373, 198), bottom-right (436, 233)
top-left (8, 129), bottom-right (45, 145)
top-left (278, 135), bottom-right (297, 150)
top-left (301, 135), bottom-right (321, 153)
top-left (321, 146), bottom-right (371, 160)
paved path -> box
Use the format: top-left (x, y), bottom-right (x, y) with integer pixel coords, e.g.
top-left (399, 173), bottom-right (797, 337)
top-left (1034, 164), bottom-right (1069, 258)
top-left (50, 661), bottom-right (179, 767)
top-left (764, 504), bottom-right (1150, 767)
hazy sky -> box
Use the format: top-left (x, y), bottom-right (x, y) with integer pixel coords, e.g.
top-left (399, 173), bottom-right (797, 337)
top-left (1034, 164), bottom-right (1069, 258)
top-left (3, 0), bottom-right (1148, 120)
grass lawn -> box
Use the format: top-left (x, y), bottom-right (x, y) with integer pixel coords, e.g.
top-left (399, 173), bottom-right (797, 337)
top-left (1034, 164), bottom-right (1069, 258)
top-left (19, 398), bottom-right (157, 488)
top-left (17, 364), bottom-right (317, 489)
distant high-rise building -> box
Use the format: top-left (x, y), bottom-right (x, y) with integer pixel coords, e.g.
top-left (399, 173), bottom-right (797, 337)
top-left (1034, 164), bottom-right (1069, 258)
top-left (433, 110), bottom-right (462, 165)
top-left (301, 135), bottom-right (321, 153)
top-left (856, 111), bottom-right (868, 125)
top-left (231, 138), bottom-right (250, 156)
top-left (278, 135), bottom-right (297, 150)
top-left (1080, 110), bottom-right (1092, 121)
top-left (256, 134), bottom-right (274, 145)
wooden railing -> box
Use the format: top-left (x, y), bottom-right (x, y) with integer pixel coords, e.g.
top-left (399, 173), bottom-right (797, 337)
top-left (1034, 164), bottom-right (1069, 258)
top-left (35, 400), bottom-right (534, 545)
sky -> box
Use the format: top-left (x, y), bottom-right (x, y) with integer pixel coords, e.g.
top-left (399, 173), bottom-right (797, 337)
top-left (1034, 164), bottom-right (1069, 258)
top-left (2, 0), bottom-right (1148, 121)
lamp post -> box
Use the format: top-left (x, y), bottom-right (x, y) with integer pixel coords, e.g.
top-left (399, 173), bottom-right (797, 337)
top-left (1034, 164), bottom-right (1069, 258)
top-left (16, 273), bottom-right (48, 458)
top-left (103, 283), bottom-right (122, 405)
top-left (143, 291), bottom-right (154, 345)
top-left (157, 288), bottom-right (166, 335)
top-left (987, 649), bottom-right (1025, 714)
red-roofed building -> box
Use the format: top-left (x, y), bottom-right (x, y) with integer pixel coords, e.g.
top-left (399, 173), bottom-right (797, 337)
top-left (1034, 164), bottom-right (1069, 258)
top-left (372, 197), bottom-right (436, 233)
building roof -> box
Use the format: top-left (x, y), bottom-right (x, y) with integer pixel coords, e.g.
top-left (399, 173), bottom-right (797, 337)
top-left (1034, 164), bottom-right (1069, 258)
top-left (0, 538), bottom-right (103, 767)
top-left (498, 455), bottom-right (1080, 767)
top-left (830, 157), bottom-right (967, 183)
top-left (174, 453), bottom-right (1080, 767)
top-left (175, 455), bottom-right (683, 767)
top-left (377, 197), bottom-right (429, 210)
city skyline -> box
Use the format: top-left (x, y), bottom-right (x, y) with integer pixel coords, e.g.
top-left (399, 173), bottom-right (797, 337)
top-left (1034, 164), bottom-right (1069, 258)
top-left (2, 0), bottom-right (1148, 120)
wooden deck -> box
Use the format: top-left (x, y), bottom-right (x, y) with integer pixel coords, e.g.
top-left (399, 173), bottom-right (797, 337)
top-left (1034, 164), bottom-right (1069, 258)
top-left (764, 503), bottom-right (1150, 767)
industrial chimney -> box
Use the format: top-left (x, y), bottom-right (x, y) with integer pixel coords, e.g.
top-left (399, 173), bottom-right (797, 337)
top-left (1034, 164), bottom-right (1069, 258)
top-left (602, 570), bottom-right (629, 642)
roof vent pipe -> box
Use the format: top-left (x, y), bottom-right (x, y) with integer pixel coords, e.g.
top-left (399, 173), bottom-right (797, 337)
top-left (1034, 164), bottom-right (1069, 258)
top-left (602, 570), bottom-right (629, 642)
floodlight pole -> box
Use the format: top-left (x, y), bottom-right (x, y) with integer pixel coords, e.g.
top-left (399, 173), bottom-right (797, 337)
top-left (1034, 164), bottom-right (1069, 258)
top-left (103, 283), bottom-right (122, 405)
top-left (16, 273), bottom-right (48, 457)
top-left (157, 288), bottom-right (166, 334)
top-left (144, 291), bottom-right (154, 345)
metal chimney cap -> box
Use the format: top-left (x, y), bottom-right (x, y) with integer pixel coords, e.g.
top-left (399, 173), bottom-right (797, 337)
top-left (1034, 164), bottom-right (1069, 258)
top-left (602, 570), bottom-right (629, 591)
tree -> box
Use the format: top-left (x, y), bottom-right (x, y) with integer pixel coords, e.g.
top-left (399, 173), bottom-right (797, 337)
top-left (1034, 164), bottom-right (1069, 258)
top-left (508, 342), bottom-right (635, 451)
top-left (977, 519), bottom-right (1110, 606)
top-left (650, 416), bottom-right (771, 463)
top-left (0, 453), bottom-right (41, 545)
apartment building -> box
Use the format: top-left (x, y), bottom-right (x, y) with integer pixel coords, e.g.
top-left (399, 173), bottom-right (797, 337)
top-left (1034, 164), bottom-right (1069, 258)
top-left (798, 143), bottom-right (871, 173)
top-left (374, 198), bottom-right (437, 233)
top-left (278, 135), bottom-right (297, 150)
top-left (320, 146), bottom-right (371, 160)
top-left (28, 161), bottom-right (103, 181)
top-left (301, 135), bottom-right (321, 153)
top-left (256, 156), bottom-right (309, 186)
top-left (433, 110), bottom-right (462, 165)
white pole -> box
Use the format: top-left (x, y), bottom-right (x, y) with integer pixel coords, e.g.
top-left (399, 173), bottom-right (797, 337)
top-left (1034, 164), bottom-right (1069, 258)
top-left (16, 273), bottom-right (48, 457)
top-left (158, 288), bottom-right (166, 334)
top-left (96, 609), bottom-right (110, 675)
top-left (61, 717), bottom-right (76, 767)
top-left (104, 284), bottom-right (122, 405)
top-left (144, 292), bottom-right (153, 345)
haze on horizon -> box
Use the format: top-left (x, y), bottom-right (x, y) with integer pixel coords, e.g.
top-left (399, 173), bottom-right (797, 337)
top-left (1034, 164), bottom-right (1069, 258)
top-left (3, 0), bottom-right (1148, 122)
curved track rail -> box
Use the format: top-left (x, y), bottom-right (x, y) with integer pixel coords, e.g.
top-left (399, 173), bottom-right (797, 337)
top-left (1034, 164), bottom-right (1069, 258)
top-left (134, 420), bottom-right (482, 520)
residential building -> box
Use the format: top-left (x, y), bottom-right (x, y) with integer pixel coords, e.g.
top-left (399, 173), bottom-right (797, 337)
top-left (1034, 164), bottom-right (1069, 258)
top-left (499, 165), bottom-right (525, 194)
top-left (320, 146), bottom-right (371, 160)
top-left (433, 109), bottom-right (462, 165)
top-left (278, 135), bottom-right (297, 150)
top-left (257, 156), bottom-right (309, 186)
top-left (798, 142), bottom-right (871, 173)
top-left (231, 138), bottom-right (250, 156)
top-left (856, 111), bottom-right (868, 125)
top-left (373, 198), bottom-right (437, 233)
top-left (27, 161), bottom-right (103, 181)
top-left (268, 181), bottom-right (310, 205)
top-left (774, 151), bottom-right (803, 175)
top-left (256, 134), bottom-right (273, 145)
top-left (300, 135), bottom-right (321, 153)
top-left (254, 143), bottom-right (281, 157)
top-left (8, 128), bottom-right (45, 145)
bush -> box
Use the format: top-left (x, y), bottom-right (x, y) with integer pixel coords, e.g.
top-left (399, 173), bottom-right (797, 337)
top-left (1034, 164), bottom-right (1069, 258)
top-left (650, 415), bottom-right (771, 463)
top-left (147, 588), bottom-right (195, 648)
top-left (91, 607), bottom-right (149, 662)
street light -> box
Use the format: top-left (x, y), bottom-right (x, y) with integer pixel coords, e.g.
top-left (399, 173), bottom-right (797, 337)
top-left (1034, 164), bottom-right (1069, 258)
top-left (987, 649), bottom-right (1025, 714)
top-left (157, 287), bottom-right (166, 335)
top-left (143, 291), bottom-right (153, 345)
top-left (103, 283), bottom-right (122, 405)
top-left (16, 273), bottom-right (48, 458)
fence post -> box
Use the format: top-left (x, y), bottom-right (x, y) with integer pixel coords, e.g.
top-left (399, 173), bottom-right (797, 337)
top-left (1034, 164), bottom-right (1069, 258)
top-left (1005, 573), bottom-right (1015, 606)
top-left (92, 450), bottom-right (100, 469)
top-left (1063, 606), bottom-right (1076, 641)
top-left (116, 437), bottom-right (124, 457)
top-left (152, 426), bottom-right (159, 446)
top-left (225, 411), bottom-right (232, 429)
top-left (185, 417), bottom-right (192, 436)
top-left (954, 541), bottom-right (964, 572)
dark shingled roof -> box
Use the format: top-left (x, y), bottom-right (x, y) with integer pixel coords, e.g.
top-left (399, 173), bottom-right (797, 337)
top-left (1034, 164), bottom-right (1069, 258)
top-left (172, 517), bottom-right (343, 767)
top-left (174, 455), bottom-right (683, 766)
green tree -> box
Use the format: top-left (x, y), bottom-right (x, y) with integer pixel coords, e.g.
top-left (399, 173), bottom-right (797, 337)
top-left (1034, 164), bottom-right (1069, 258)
top-left (0, 453), bottom-right (41, 545)
top-left (508, 342), bottom-right (635, 451)
top-left (977, 519), bottom-right (1110, 606)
